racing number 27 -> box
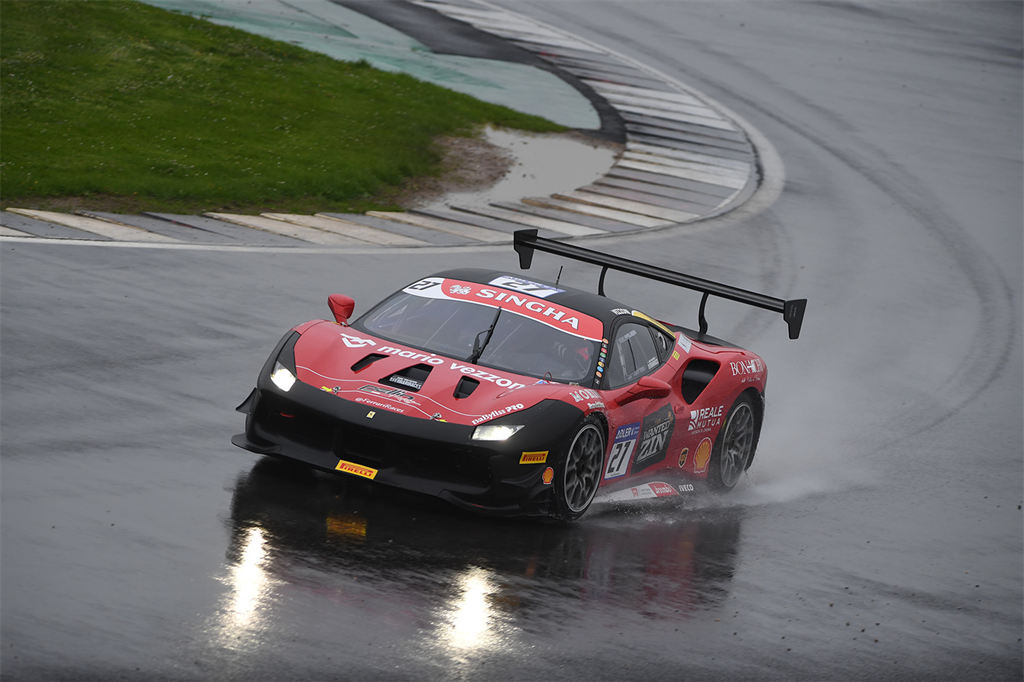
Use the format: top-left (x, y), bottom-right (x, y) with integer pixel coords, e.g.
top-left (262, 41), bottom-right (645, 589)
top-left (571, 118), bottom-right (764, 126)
top-left (604, 439), bottom-right (634, 479)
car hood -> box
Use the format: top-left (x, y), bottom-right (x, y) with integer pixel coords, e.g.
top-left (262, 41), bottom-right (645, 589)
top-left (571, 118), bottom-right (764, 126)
top-left (291, 320), bottom-right (575, 426)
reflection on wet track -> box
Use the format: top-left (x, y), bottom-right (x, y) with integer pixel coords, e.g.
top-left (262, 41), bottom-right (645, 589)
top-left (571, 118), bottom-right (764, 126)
top-left (225, 458), bottom-right (743, 650)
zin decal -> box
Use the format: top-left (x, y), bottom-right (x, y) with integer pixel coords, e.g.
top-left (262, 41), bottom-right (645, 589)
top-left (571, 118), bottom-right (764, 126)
top-left (631, 405), bottom-right (675, 474)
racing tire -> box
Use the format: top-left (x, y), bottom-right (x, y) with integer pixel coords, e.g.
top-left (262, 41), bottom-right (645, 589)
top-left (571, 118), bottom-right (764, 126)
top-left (708, 394), bottom-right (760, 492)
top-left (552, 416), bottom-right (606, 521)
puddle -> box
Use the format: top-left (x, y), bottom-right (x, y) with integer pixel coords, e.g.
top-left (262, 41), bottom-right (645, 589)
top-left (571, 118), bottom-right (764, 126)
top-left (424, 126), bottom-right (621, 209)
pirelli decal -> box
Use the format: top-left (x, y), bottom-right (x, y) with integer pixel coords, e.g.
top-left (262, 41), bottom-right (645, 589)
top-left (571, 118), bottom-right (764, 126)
top-left (519, 451), bottom-right (548, 465)
top-left (335, 459), bottom-right (378, 480)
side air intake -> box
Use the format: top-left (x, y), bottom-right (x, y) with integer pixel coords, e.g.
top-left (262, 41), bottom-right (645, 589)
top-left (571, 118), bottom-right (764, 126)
top-left (681, 360), bottom-right (720, 404)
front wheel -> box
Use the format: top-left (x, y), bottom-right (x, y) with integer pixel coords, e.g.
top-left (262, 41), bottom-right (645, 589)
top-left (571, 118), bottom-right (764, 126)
top-left (708, 394), bottom-right (761, 492)
top-left (552, 416), bottom-right (606, 520)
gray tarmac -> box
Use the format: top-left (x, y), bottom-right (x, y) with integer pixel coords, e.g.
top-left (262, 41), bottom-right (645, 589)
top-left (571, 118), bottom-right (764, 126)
top-left (1, 2), bottom-right (1021, 680)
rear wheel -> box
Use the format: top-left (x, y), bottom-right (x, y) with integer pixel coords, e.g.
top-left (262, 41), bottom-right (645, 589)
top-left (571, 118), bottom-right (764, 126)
top-left (708, 394), bottom-right (760, 491)
top-left (552, 416), bottom-right (605, 520)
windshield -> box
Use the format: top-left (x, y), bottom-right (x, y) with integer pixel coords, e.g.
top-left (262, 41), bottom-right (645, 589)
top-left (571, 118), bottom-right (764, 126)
top-left (356, 291), bottom-right (600, 384)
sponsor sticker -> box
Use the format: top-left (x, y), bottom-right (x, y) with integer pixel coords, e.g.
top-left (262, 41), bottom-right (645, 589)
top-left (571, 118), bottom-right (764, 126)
top-left (471, 403), bottom-right (525, 426)
top-left (359, 384), bottom-right (419, 405)
top-left (631, 310), bottom-right (675, 337)
top-left (375, 346), bottom-right (446, 365)
top-left (678, 483), bottom-right (695, 493)
top-left (693, 437), bottom-right (713, 474)
top-left (689, 404), bottom-right (724, 434)
top-left (388, 375), bottom-right (423, 390)
top-left (542, 467), bottom-right (554, 485)
top-left (355, 397), bottom-right (404, 414)
top-left (602, 482), bottom-right (679, 502)
top-left (611, 308), bottom-right (631, 316)
top-left (340, 332), bottom-right (376, 349)
top-left (570, 388), bottom-right (601, 403)
top-left (403, 277), bottom-right (602, 340)
top-left (488, 275), bottom-right (564, 299)
top-left (677, 334), bottom-right (692, 354)
top-left (604, 421), bottom-right (641, 480)
top-left (631, 405), bottom-right (675, 474)
top-left (730, 357), bottom-right (765, 377)
top-left (451, 362), bottom-right (527, 391)
top-left (336, 459), bottom-right (378, 480)
top-left (519, 451), bottom-right (548, 465)
top-left (678, 447), bottom-right (689, 468)
top-left (649, 481), bottom-right (676, 497)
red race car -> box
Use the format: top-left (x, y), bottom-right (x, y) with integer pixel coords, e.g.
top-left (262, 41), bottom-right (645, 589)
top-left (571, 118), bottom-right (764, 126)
top-left (232, 230), bottom-right (806, 520)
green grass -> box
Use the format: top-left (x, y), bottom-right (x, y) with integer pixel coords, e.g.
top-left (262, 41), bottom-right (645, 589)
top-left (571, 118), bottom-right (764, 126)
top-left (0, 0), bottom-right (564, 214)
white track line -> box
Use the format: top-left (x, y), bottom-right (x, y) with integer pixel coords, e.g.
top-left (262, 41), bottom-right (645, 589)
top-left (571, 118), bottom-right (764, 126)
top-left (205, 212), bottom-right (356, 245)
top-left (626, 141), bottom-right (752, 172)
top-left (522, 196), bottom-right (673, 227)
top-left (451, 205), bottom-right (606, 237)
top-left (615, 159), bottom-right (748, 190)
top-left (366, 211), bottom-right (509, 243)
top-left (621, 151), bottom-right (750, 181)
top-left (552, 190), bottom-right (698, 223)
top-left (0, 225), bottom-right (32, 237)
top-left (6, 209), bottom-right (179, 242)
top-left (263, 213), bottom-right (427, 246)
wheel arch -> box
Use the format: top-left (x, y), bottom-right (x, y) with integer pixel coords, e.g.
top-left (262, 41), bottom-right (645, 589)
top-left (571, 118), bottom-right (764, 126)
top-left (738, 386), bottom-right (765, 470)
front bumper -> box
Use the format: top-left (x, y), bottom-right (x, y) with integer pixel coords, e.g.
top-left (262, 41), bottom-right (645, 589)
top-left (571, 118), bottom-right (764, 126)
top-left (231, 376), bottom-right (585, 517)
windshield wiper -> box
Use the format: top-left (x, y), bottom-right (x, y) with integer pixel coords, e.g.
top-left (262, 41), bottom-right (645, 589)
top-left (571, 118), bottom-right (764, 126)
top-left (467, 308), bottom-right (502, 364)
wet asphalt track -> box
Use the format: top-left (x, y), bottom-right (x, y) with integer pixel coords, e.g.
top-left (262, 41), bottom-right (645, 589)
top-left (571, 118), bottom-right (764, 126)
top-left (1, 2), bottom-right (1021, 680)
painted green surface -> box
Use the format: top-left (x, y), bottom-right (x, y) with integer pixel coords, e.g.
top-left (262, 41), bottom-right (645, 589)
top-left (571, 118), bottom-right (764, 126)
top-left (142, 0), bottom-right (600, 129)
top-left (0, 0), bottom-right (565, 214)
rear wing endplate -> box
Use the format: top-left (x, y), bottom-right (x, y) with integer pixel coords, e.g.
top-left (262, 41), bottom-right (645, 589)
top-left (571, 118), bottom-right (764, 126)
top-left (513, 229), bottom-right (806, 340)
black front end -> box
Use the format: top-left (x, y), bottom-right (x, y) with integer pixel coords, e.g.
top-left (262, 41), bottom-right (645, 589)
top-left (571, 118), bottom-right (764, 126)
top-left (231, 332), bottom-right (586, 517)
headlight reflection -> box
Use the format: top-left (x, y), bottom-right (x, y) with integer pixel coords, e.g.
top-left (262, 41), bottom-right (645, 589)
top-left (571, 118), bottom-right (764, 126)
top-left (209, 524), bottom-right (279, 650)
top-left (438, 566), bottom-right (514, 655)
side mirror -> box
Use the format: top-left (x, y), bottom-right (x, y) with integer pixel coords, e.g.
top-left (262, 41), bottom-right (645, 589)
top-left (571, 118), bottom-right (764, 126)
top-left (328, 294), bottom-right (355, 325)
top-left (615, 375), bottom-right (672, 406)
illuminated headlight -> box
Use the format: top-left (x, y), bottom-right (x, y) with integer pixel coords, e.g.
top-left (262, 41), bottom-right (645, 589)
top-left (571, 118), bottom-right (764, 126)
top-left (472, 424), bottom-right (524, 441)
top-left (270, 362), bottom-right (296, 392)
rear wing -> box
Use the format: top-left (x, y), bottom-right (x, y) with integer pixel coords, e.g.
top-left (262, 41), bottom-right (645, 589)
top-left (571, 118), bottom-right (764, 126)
top-left (513, 229), bottom-right (806, 340)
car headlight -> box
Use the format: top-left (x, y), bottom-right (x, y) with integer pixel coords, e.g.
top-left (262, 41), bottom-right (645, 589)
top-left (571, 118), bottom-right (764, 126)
top-left (472, 424), bottom-right (524, 441)
top-left (270, 362), bottom-right (297, 392)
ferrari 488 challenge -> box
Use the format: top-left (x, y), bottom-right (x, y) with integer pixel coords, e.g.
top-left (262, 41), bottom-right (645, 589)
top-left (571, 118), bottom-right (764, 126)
top-left (233, 230), bottom-right (806, 520)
